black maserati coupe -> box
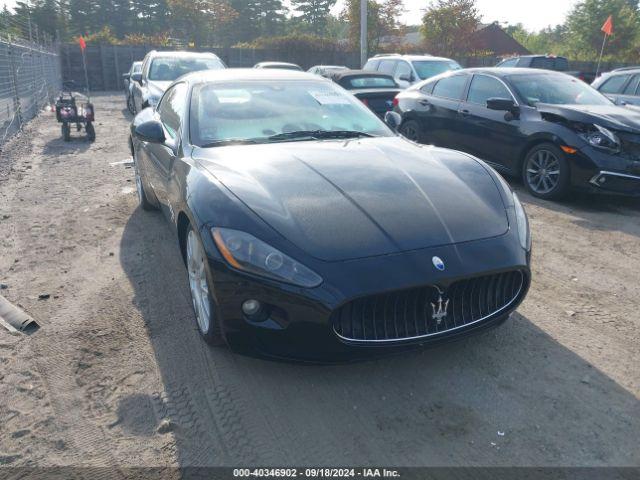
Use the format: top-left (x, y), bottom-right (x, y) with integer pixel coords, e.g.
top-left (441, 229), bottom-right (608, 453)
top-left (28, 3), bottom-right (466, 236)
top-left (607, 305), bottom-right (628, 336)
top-left (394, 68), bottom-right (640, 199)
top-left (129, 69), bottom-right (531, 361)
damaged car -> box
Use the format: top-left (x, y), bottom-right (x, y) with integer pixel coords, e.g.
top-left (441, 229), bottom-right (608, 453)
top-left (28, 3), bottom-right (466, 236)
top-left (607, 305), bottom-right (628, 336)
top-left (394, 68), bottom-right (640, 199)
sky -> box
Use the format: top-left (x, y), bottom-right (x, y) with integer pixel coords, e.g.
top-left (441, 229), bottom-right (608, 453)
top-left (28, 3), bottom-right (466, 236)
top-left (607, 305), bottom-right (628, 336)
top-left (1, 0), bottom-right (581, 32)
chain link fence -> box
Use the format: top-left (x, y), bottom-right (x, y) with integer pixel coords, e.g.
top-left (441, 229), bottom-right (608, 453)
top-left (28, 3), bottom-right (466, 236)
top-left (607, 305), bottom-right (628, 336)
top-left (0, 35), bottom-right (61, 148)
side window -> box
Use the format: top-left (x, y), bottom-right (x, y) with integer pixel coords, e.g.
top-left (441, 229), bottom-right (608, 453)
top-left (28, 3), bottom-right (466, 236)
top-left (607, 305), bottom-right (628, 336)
top-left (432, 75), bottom-right (468, 100)
top-left (157, 83), bottom-right (188, 140)
top-left (599, 74), bottom-right (630, 94)
top-left (378, 60), bottom-right (396, 75)
top-left (498, 58), bottom-right (518, 68)
top-left (363, 59), bottom-right (379, 71)
top-left (623, 74), bottom-right (640, 95)
top-left (395, 61), bottom-right (412, 80)
top-left (420, 81), bottom-right (436, 94)
top-left (467, 75), bottom-right (513, 105)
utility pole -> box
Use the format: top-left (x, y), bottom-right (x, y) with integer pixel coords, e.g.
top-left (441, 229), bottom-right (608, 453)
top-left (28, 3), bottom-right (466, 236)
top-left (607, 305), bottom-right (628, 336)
top-left (360, 0), bottom-right (367, 67)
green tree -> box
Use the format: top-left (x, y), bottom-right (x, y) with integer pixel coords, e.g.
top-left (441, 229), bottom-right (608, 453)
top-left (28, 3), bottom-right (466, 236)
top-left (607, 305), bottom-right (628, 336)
top-left (565, 0), bottom-right (640, 61)
top-left (291, 0), bottom-right (336, 36)
top-left (420, 0), bottom-right (481, 56)
top-left (341, 0), bottom-right (404, 54)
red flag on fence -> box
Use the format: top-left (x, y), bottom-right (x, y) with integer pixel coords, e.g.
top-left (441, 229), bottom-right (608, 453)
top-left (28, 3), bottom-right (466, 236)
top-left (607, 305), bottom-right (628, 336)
top-left (78, 36), bottom-right (86, 50)
top-left (601, 15), bottom-right (614, 36)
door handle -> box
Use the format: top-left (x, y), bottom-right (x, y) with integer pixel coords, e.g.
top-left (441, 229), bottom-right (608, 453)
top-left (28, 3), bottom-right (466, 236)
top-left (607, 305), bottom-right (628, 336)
top-left (418, 99), bottom-right (430, 106)
top-left (459, 109), bottom-right (470, 117)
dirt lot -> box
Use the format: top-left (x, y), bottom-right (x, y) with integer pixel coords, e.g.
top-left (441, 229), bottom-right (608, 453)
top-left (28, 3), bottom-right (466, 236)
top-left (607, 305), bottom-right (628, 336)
top-left (0, 93), bottom-right (639, 469)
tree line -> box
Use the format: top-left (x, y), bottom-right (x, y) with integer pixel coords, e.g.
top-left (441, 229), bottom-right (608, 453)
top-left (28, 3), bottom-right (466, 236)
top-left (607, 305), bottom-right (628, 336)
top-left (1, 0), bottom-right (639, 63)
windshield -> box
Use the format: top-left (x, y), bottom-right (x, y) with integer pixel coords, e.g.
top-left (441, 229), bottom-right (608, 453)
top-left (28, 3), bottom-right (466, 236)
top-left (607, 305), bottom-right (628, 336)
top-left (509, 74), bottom-right (612, 106)
top-left (149, 57), bottom-right (225, 81)
top-left (190, 80), bottom-right (392, 147)
top-left (347, 76), bottom-right (397, 88)
top-left (412, 60), bottom-right (462, 80)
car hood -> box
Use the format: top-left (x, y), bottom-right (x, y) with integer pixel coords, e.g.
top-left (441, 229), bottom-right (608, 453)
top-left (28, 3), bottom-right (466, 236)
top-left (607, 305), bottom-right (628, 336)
top-left (193, 138), bottom-right (509, 262)
top-left (537, 103), bottom-right (640, 134)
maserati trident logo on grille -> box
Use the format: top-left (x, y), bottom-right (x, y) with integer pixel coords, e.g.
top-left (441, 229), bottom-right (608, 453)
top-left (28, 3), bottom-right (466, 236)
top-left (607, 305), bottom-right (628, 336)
top-left (432, 256), bottom-right (445, 271)
top-left (431, 290), bottom-right (450, 325)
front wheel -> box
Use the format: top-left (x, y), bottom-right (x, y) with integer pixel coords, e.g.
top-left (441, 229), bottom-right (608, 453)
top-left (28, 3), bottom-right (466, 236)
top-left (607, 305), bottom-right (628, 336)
top-left (62, 123), bottom-right (71, 141)
top-left (134, 160), bottom-right (157, 211)
top-left (399, 120), bottom-right (423, 143)
top-left (186, 227), bottom-right (225, 346)
top-left (522, 143), bottom-right (570, 200)
top-left (85, 122), bottom-right (95, 142)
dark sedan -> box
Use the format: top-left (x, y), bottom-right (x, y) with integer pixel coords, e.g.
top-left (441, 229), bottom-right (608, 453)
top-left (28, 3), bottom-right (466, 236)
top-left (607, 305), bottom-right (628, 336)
top-left (129, 69), bottom-right (531, 361)
top-left (330, 70), bottom-right (401, 118)
top-left (395, 68), bottom-right (640, 199)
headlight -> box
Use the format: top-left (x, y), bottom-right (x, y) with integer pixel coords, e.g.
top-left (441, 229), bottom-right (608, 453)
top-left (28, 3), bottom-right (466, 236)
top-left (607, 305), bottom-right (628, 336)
top-left (211, 228), bottom-right (322, 288)
top-left (513, 193), bottom-right (531, 251)
top-left (578, 124), bottom-right (620, 152)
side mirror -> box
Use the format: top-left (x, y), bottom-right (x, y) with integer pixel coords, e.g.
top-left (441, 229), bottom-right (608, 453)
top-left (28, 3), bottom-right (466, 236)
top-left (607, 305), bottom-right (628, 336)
top-left (398, 73), bottom-right (411, 83)
top-left (131, 72), bottom-right (143, 84)
top-left (384, 111), bottom-right (402, 131)
top-left (123, 73), bottom-right (130, 80)
top-left (134, 120), bottom-right (165, 143)
top-left (487, 97), bottom-right (518, 112)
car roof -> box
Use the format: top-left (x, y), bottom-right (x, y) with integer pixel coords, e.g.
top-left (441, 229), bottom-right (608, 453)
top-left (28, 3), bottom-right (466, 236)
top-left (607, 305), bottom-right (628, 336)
top-left (182, 68), bottom-right (327, 84)
top-left (331, 69), bottom-right (394, 80)
top-left (255, 62), bottom-right (300, 67)
top-left (369, 54), bottom-right (458, 62)
top-left (146, 50), bottom-right (221, 59)
top-left (443, 67), bottom-right (570, 78)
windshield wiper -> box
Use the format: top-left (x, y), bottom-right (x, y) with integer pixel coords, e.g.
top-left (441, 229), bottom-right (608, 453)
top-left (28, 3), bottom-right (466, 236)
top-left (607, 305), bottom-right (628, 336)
top-left (266, 130), bottom-right (376, 142)
top-left (199, 138), bottom-right (265, 148)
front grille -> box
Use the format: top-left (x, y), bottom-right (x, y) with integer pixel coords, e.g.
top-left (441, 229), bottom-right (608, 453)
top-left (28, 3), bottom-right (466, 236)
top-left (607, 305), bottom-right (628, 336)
top-left (332, 270), bottom-right (525, 343)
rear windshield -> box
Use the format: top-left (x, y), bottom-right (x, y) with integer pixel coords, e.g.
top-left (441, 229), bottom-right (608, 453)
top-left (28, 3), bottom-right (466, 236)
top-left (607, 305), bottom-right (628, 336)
top-left (412, 60), bottom-right (462, 80)
top-left (347, 76), bottom-right (397, 88)
top-left (530, 57), bottom-right (569, 71)
top-left (149, 57), bottom-right (225, 81)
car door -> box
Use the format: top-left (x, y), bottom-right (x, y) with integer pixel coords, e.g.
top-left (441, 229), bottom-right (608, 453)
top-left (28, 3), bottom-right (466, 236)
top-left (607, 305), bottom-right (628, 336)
top-left (416, 73), bottom-right (469, 147)
top-left (597, 74), bottom-right (632, 104)
top-left (457, 74), bottom-right (524, 172)
top-left (145, 82), bottom-right (188, 219)
top-left (394, 61), bottom-right (413, 89)
top-left (615, 74), bottom-right (640, 106)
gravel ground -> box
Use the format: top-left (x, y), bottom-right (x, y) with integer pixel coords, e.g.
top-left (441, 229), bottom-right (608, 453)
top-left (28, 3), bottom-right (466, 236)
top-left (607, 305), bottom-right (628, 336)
top-left (0, 93), bottom-right (639, 469)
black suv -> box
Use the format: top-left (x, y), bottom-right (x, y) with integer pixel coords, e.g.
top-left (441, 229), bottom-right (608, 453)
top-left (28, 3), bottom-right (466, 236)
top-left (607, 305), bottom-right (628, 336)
top-left (393, 68), bottom-right (640, 199)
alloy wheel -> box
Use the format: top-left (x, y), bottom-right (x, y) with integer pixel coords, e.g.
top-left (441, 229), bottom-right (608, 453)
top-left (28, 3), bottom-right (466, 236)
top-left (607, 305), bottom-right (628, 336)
top-left (186, 229), bottom-right (212, 334)
top-left (525, 149), bottom-right (561, 195)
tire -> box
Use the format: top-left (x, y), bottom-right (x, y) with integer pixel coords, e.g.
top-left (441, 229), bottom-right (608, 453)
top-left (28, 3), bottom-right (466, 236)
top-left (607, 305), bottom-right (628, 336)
top-left (399, 120), bottom-right (424, 143)
top-left (127, 95), bottom-right (135, 114)
top-left (522, 143), bottom-right (570, 200)
top-left (62, 123), bottom-right (71, 142)
top-left (85, 122), bottom-right (95, 142)
top-left (185, 226), bottom-right (225, 346)
top-left (133, 157), bottom-right (157, 211)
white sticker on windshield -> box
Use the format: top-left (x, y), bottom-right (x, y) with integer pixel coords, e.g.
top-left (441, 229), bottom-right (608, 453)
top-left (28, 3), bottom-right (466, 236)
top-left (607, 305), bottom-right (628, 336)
top-left (309, 90), bottom-right (351, 105)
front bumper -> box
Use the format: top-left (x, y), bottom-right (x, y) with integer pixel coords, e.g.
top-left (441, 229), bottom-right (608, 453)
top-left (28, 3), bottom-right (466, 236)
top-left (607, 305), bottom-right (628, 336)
top-left (202, 226), bottom-right (531, 362)
top-left (572, 145), bottom-right (640, 196)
